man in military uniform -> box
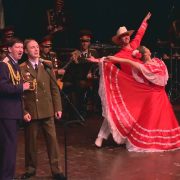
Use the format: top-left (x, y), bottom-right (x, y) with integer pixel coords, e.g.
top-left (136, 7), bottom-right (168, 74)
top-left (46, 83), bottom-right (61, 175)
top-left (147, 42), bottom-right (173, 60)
top-left (0, 26), bottom-right (15, 61)
top-left (0, 26), bottom-right (15, 44)
top-left (20, 39), bottom-right (66, 180)
top-left (0, 43), bottom-right (8, 61)
top-left (39, 35), bottom-right (58, 69)
top-left (63, 29), bottom-right (100, 118)
top-left (0, 37), bottom-right (30, 180)
top-left (39, 35), bottom-right (65, 89)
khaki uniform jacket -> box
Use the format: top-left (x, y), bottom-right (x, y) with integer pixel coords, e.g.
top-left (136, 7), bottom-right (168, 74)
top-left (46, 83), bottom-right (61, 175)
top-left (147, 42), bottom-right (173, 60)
top-left (20, 60), bottom-right (62, 120)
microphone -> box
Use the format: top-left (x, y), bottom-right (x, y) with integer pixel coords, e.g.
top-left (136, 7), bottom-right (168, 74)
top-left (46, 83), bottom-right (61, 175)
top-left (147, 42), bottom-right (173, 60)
top-left (39, 58), bottom-right (52, 69)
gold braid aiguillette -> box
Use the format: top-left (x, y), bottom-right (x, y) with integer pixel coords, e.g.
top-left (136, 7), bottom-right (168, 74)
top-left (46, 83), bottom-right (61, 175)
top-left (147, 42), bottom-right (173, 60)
top-left (4, 62), bottom-right (21, 85)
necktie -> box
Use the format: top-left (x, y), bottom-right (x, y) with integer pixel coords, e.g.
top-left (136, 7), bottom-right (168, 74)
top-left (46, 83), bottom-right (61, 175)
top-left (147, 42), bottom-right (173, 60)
top-left (35, 64), bottom-right (38, 72)
top-left (84, 53), bottom-right (88, 58)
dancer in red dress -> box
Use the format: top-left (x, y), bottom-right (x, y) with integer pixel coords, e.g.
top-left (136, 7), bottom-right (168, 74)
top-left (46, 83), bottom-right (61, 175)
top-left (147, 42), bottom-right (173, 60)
top-left (94, 46), bottom-right (180, 152)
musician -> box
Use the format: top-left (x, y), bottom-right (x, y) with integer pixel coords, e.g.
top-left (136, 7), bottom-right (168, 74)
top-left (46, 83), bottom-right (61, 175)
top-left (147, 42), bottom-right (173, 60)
top-left (71, 32), bottom-right (99, 80)
top-left (39, 35), bottom-right (65, 82)
top-left (0, 43), bottom-right (8, 61)
top-left (46, 0), bottom-right (66, 35)
top-left (0, 26), bottom-right (15, 44)
top-left (169, 12), bottom-right (180, 48)
top-left (40, 35), bottom-right (58, 67)
top-left (62, 30), bottom-right (100, 117)
top-left (0, 26), bottom-right (15, 61)
top-left (20, 39), bottom-right (66, 180)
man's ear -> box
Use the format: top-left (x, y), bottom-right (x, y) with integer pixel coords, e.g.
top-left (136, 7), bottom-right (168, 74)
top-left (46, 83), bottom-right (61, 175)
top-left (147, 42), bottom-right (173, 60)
top-left (24, 49), bottom-right (28, 54)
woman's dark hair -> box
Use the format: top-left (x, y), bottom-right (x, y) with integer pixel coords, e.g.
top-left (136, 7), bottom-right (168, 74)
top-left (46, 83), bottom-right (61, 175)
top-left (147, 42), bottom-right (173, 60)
top-left (137, 46), bottom-right (146, 60)
top-left (137, 46), bottom-right (146, 54)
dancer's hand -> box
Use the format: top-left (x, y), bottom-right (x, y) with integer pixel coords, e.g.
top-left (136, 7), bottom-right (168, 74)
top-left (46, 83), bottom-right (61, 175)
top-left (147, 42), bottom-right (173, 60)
top-left (143, 12), bottom-right (151, 22)
top-left (106, 56), bottom-right (120, 62)
top-left (87, 56), bottom-right (100, 63)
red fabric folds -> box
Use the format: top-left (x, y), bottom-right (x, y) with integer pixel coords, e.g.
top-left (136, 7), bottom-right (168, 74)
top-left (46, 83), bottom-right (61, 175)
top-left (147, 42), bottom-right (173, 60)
top-left (99, 61), bottom-right (180, 152)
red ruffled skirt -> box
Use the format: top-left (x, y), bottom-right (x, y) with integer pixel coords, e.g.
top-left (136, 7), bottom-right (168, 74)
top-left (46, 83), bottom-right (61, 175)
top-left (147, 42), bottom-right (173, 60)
top-left (99, 62), bottom-right (180, 152)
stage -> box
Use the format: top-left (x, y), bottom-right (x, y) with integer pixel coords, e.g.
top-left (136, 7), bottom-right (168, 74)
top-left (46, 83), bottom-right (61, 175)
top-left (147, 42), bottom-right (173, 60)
top-left (15, 105), bottom-right (180, 180)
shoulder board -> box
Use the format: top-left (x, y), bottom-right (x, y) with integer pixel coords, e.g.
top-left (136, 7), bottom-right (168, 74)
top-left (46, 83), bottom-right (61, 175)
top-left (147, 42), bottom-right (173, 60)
top-left (89, 48), bottom-right (97, 52)
top-left (2, 57), bottom-right (10, 63)
top-left (19, 61), bottom-right (27, 67)
top-left (41, 59), bottom-right (52, 64)
top-left (71, 50), bottom-right (81, 55)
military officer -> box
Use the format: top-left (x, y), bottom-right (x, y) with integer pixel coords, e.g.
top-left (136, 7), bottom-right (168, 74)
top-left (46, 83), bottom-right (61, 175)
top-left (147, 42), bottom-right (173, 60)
top-left (0, 37), bottom-right (30, 180)
top-left (20, 39), bottom-right (66, 180)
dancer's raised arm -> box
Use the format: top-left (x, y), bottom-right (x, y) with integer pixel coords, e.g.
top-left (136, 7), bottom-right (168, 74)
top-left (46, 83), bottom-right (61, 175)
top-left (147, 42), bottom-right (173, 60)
top-left (107, 56), bottom-right (141, 70)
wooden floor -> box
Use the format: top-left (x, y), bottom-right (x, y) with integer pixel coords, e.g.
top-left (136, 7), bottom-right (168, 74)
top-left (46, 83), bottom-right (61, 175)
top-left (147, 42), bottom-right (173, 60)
top-left (15, 105), bottom-right (180, 180)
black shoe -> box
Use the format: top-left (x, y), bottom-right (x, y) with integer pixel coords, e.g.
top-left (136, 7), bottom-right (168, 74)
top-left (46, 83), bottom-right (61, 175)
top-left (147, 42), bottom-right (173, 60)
top-left (20, 171), bottom-right (36, 179)
top-left (53, 173), bottom-right (66, 180)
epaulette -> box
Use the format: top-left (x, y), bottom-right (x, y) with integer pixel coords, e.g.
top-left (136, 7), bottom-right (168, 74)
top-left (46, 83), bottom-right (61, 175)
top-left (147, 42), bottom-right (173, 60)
top-left (71, 50), bottom-right (81, 56)
top-left (40, 59), bottom-right (53, 69)
top-left (42, 59), bottom-right (52, 64)
top-left (89, 48), bottom-right (97, 52)
top-left (19, 61), bottom-right (27, 67)
top-left (2, 57), bottom-right (9, 63)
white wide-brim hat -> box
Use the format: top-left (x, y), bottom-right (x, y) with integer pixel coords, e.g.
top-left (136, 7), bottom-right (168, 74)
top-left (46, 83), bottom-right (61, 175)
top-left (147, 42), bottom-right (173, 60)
top-left (112, 26), bottom-right (134, 45)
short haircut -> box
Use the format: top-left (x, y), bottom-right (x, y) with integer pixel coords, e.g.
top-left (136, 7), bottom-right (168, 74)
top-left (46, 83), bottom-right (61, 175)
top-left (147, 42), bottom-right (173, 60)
top-left (24, 38), bottom-right (37, 49)
top-left (7, 37), bottom-right (23, 47)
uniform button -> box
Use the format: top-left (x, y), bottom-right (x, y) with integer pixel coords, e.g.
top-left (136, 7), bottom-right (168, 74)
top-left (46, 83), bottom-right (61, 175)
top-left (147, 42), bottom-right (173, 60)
top-left (36, 99), bottom-right (39, 102)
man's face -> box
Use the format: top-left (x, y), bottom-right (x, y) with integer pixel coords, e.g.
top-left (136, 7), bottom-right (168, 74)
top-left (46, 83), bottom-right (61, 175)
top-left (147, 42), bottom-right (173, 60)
top-left (4, 30), bottom-right (14, 41)
top-left (120, 35), bottom-right (130, 46)
top-left (25, 40), bottom-right (40, 60)
top-left (81, 40), bottom-right (91, 51)
top-left (40, 40), bottom-right (52, 54)
top-left (8, 43), bottom-right (24, 61)
top-left (0, 46), bottom-right (8, 60)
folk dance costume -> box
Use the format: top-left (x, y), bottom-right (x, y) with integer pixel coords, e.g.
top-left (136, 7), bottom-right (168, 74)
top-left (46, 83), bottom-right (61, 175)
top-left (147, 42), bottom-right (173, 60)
top-left (98, 58), bottom-right (180, 152)
top-left (114, 20), bottom-right (148, 75)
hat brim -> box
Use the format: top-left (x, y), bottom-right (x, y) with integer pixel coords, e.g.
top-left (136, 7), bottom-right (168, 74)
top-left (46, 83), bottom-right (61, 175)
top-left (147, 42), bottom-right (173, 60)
top-left (80, 38), bottom-right (91, 42)
top-left (112, 30), bottom-right (134, 45)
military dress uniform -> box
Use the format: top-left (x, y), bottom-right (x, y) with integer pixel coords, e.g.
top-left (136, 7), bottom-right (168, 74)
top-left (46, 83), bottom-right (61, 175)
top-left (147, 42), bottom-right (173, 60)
top-left (20, 59), bottom-right (63, 176)
top-left (62, 48), bottom-right (100, 117)
top-left (0, 55), bottom-right (23, 180)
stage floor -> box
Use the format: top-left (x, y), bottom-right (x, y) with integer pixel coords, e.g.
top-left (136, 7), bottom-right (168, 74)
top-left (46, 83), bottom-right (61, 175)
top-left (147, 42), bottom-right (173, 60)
top-left (15, 106), bottom-right (180, 180)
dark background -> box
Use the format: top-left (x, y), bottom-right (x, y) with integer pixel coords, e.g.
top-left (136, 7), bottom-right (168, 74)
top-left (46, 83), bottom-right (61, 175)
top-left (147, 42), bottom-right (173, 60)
top-left (2, 0), bottom-right (180, 50)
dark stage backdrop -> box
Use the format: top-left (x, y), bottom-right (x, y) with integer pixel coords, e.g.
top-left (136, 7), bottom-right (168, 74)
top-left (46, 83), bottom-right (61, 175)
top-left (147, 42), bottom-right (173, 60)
top-left (2, 0), bottom-right (180, 50)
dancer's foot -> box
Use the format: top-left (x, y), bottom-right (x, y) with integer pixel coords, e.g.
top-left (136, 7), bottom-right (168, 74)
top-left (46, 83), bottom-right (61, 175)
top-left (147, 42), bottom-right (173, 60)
top-left (95, 137), bottom-right (103, 147)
